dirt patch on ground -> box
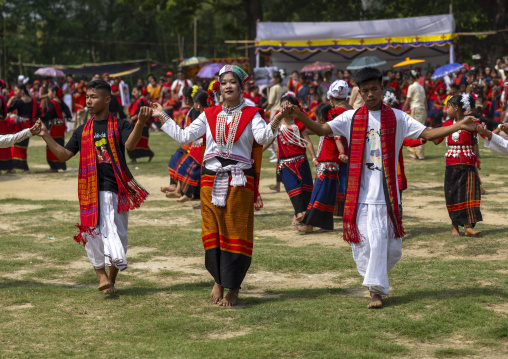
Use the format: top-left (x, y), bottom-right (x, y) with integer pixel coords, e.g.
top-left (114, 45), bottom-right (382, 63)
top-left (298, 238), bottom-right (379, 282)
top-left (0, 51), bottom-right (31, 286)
top-left (0, 204), bottom-right (44, 214)
top-left (208, 328), bottom-right (251, 340)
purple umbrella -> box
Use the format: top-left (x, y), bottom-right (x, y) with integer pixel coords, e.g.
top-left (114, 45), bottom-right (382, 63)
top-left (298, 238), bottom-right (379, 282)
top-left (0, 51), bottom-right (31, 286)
top-left (197, 63), bottom-right (224, 78)
top-left (34, 67), bottom-right (66, 78)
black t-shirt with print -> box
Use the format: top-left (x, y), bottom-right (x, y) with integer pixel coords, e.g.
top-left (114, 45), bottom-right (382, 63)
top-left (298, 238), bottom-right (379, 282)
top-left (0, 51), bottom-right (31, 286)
top-left (65, 118), bottom-right (133, 192)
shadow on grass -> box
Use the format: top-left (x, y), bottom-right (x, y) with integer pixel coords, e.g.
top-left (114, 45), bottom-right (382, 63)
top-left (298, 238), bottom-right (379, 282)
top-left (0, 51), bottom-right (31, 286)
top-left (384, 287), bottom-right (508, 308)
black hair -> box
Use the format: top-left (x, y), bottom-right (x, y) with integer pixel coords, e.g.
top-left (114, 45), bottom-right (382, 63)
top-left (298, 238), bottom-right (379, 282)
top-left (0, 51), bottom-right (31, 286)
top-left (316, 103), bottom-right (333, 121)
top-left (272, 71), bottom-right (282, 81)
top-left (182, 86), bottom-right (193, 99)
top-left (300, 74), bottom-right (309, 81)
top-left (87, 80), bottom-right (111, 94)
top-left (467, 70), bottom-right (477, 77)
top-left (447, 94), bottom-right (475, 112)
top-left (14, 83), bottom-right (30, 96)
top-left (81, 75), bottom-right (88, 81)
top-left (450, 84), bottom-right (460, 90)
top-left (50, 85), bottom-right (59, 93)
top-left (280, 93), bottom-right (299, 106)
top-left (134, 85), bottom-right (143, 92)
top-left (354, 67), bottom-right (383, 87)
top-left (147, 74), bottom-right (155, 81)
top-left (193, 91), bottom-right (209, 108)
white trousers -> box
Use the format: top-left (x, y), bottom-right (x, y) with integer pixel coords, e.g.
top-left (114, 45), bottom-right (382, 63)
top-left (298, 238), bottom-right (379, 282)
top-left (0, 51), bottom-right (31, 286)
top-left (84, 191), bottom-right (129, 271)
top-left (352, 203), bottom-right (402, 295)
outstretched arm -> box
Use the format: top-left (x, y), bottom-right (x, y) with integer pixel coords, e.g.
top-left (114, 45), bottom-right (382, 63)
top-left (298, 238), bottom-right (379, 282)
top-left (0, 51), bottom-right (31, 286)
top-left (478, 123), bottom-right (508, 156)
top-left (125, 107), bottom-right (150, 151)
top-left (419, 116), bottom-right (478, 141)
top-left (289, 105), bottom-right (333, 136)
top-left (0, 122), bottom-right (41, 148)
top-left (37, 120), bottom-right (75, 161)
top-left (152, 102), bottom-right (206, 145)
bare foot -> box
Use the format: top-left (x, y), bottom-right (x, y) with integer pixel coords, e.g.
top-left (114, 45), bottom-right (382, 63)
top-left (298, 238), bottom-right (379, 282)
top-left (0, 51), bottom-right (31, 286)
top-left (367, 293), bottom-right (383, 309)
top-left (23, 170), bottom-right (30, 174)
top-left (315, 228), bottom-right (333, 233)
top-left (46, 169), bottom-right (58, 173)
top-left (192, 204), bottom-right (201, 210)
top-left (465, 227), bottom-right (481, 236)
top-left (210, 283), bottom-right (224, 304)
top-left (297, 224), bottom-right (313, 233)
top-left (160, 186), bottom-right (176, 193)
top-left (95, 268), bottom-right (111, 291)
top-left (104, 285), bottom-right (118, 294)
top-left (177, 195), bottom-right (192, 203)
top-left (269, 184), bottom-right (280, 192)
top-left (295, 212), bottom-right (304, 223)
top-left (451, 225), bottom-right (462, 237)
top-left (6, 169), bottom-right (15, 174)
top-left (128, 159), bottom-right (137, 164)
top-left (148, 155), bottom-right (154, 162)
top-left (480, 185), bottom-right (486, 195)
top-left (219, 289), bottom-right (239, 306)
top-left (165, 191), bottom-right (179, 198)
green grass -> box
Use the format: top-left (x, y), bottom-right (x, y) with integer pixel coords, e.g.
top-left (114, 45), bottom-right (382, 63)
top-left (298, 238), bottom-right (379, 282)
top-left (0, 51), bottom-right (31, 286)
top-left (0, 132), bottom-right (507, 358)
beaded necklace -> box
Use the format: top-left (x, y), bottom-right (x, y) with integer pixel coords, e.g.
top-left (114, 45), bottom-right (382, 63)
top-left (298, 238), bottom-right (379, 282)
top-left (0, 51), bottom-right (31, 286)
top-left (279, 121), bottom-right (308, 148)
top-left (216, 100), bottom-right (244, 157)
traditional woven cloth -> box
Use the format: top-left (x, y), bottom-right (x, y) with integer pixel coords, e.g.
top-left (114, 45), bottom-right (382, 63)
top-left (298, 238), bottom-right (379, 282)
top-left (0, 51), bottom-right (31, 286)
top-left (46, 100), bottom-right (67, 170)
top-left (204, 105), bottom-right (265, 209)
top-left (75, 114), bottom-right (148, 245)
top-left (201, 172), bottom-right (255, 289)
top-left (444, 164), bottom-right (482, 227)
top-left (343, 104), bottom-right (403, 243)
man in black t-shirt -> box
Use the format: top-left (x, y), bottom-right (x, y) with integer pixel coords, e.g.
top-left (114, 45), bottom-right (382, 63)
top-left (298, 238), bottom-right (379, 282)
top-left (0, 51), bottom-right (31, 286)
top-left (36, 80), bottom-right (151, 294)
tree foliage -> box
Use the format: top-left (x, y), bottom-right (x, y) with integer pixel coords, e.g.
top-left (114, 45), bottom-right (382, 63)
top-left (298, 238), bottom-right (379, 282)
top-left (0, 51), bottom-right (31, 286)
top-left (0, 0), bottom-right (506, 80)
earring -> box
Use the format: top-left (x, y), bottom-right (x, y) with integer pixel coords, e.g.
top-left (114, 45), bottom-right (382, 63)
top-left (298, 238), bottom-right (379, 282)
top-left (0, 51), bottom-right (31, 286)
top-left (219, 94), bottom-right (224, 102)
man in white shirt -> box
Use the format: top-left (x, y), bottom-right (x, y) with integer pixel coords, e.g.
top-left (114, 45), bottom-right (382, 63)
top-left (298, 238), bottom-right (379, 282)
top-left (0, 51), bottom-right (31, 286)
top-left (403, 71), bottom-right (428, 160)
top-left (170, 71), bottom-right (192, 101)
top-left (286, 67), bottom-right (477, 309)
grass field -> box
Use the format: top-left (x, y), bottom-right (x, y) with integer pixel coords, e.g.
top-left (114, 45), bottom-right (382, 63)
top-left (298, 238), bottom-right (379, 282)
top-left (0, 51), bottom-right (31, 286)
top-left (0, 130), bottom-right (507, 358)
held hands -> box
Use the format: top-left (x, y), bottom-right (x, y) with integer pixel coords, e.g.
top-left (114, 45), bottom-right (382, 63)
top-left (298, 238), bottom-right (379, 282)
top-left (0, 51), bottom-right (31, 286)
top-left (475, 123), bottom-right (490, 138)
top-left (138, 106), bottom-right (152, 123)
top-left (459, 116), bottom-right (479, 132)
top-left (339, 154), bottom-right (348, 163)
top-left (34, 119), bottom-right (49, 137)
top-left (29, 120), bottom-right (42, 136)
top-left (151, 102), bottom-right (164, 118)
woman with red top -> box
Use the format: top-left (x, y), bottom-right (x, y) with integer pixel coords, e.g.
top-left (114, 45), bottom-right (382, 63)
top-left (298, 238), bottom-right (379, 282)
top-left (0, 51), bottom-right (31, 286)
top-left (171, 91), bottom-right (210, 203)
top-left (435, 94), bottom-right (482, 237)
top-left (111, 77), bottom-right (122, 106)
top-left (127, 85), bottom-right (154, 163)
top-left (42, 86), bottom-right (72, 172)
top-left (273, 93), bottom-right (316, 226)
top-left (7, 83), bottom-right (42, 173)
top-left (299, 103), bottom-right (344, 232)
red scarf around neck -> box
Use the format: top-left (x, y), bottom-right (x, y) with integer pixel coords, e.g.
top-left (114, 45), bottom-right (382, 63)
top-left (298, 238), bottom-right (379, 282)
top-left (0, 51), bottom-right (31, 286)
top-left (75, 113), bottom-right (148, 245)
top-left (343, 103), bottom-right (404, 243)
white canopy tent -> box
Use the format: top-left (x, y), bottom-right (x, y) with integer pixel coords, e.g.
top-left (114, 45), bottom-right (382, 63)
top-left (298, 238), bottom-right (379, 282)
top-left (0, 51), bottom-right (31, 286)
top-left (255, 15), bottom-right (456, 73)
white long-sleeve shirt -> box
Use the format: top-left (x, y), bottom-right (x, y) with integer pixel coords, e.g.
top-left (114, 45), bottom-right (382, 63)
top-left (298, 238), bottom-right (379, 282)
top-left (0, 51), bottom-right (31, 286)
top-left (484, 132), bottom-right (508, 156)
top-left (0, 129), bottom-right (32, 148)
top-left (161, 103), bottom-right (276, 171)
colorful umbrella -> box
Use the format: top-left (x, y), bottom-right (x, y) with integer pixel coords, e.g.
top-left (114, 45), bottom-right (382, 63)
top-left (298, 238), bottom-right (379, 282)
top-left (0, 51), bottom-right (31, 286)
top-left (196, 63), bottom-right (224, 78)
top-left (393, 57), bottom-right (425, 68)
top-left (301, 61), bottom-right (335, 72)
top-left (431, 63), bottom-right (465, 81)
top-left (179, 57), bottom-right (209, 67)
top-left (34, 67), bottom-right (66, 77)
top-left (346, 56), bottom-right (386, 70)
